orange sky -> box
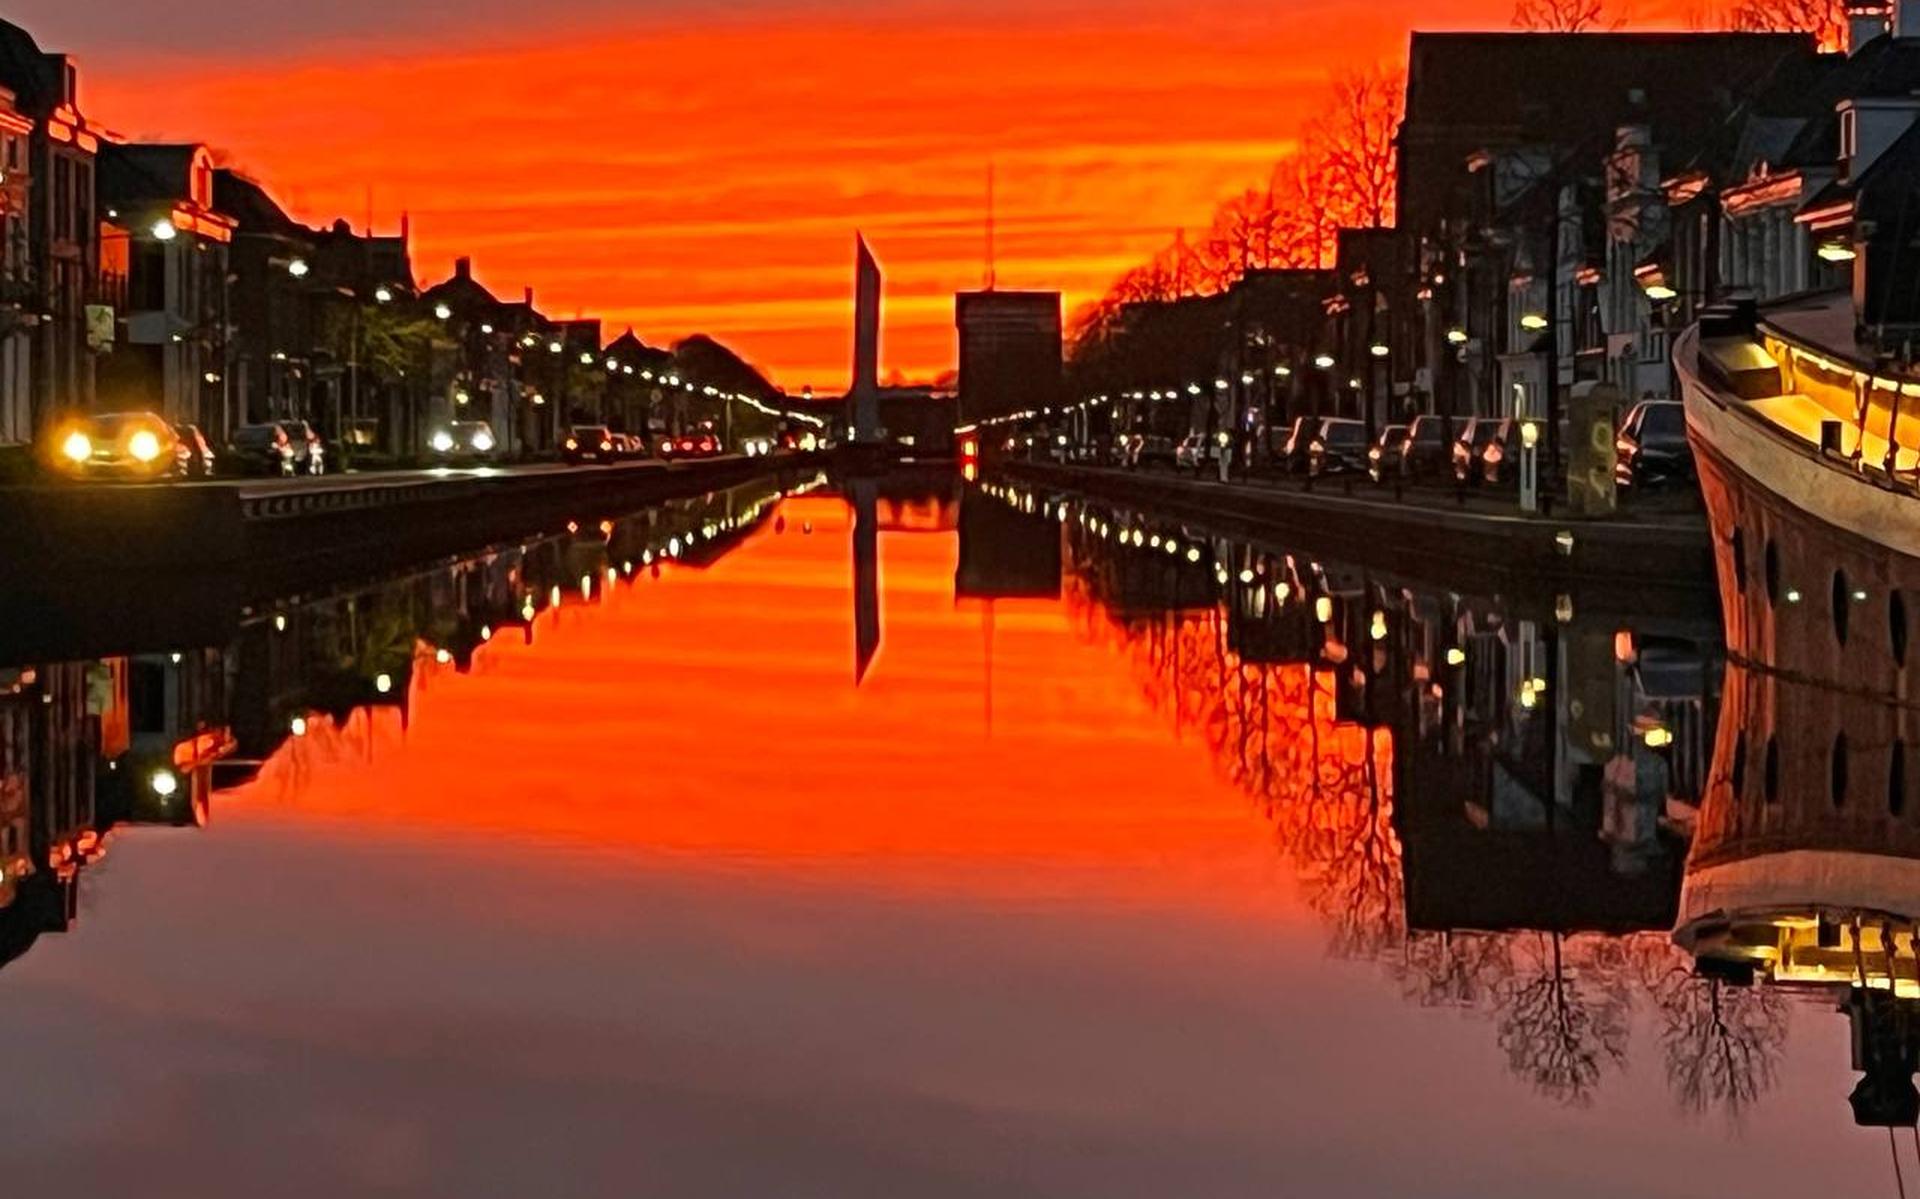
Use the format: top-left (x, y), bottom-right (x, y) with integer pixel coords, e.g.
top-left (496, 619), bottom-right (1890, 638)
top-left (19, 1), bottom-right (1686, 387)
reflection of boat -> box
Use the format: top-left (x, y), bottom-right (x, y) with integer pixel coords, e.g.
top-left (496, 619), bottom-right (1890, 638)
top-left (1676, 659), bottom-right (1920, 1125)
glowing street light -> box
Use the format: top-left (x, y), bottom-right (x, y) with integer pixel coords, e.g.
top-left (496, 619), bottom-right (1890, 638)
top-left (434, 302), bottom-right (453, 320)
top-left (374, 286), bottom-right (394, 303)
top-left (1369, 342), bottom-right (1389, 358)
top-left (1519, 312), bottom-right (1549, 331)
top-left (1445, 327), bottom-right (1469, 345)
top-left (1313, 353), bottom-right (1336, 369)
top-left (287, 258), bottom-right (310, 278)
top-left (150, 219), bottom-right (177, 242)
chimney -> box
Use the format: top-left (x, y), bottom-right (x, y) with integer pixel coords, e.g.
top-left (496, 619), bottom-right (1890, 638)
top-left (524, 286), bottom-right (534, 306)
top-left (454, 256), bottom-right (471, 281)
top-left (1849, 0), bottom-right (1890, 52)
top-left (1896, 0), bottom-right (1920, 40)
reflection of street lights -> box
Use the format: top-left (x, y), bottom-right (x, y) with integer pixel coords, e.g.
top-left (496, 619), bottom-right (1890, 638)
top-left (287, 258), bottom-right (310, 279)
top-left (374, 285), bottom-right (393, 304)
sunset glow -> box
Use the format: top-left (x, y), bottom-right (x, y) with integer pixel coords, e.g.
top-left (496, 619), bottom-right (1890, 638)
top-left (25, 0), bottom-right (1552, 388)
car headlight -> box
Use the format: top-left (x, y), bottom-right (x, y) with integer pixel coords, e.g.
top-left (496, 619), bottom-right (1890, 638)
top-left (128, 430), bottom-right (162, 462)
top-left (471, 431), bottom-right (495, 452)
top-left (430, 430), bottom-right (455, 453)
top-left (60, 431), bottom-right (91, 462)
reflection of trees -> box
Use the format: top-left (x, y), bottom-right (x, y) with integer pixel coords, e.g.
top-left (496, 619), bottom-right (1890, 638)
top-left (1064, 570), bottom-right (1403, 960)
top-left (1493, 931), bottom-right (1632, 1106)
top-left (1648, 965), bottom-right (1788, 1117)
top-left (1056, 539), bottom-right (1796, 1117)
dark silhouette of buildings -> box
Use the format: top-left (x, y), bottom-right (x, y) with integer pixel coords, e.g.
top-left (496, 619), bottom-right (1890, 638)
top-left (956, 290), bottom-right (1061, 426)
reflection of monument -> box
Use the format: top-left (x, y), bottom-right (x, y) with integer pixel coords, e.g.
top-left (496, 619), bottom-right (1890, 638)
top-left (1675, 661), bottom-right (1920, 1126)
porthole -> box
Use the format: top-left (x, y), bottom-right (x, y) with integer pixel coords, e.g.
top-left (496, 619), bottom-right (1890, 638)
top-left (1892, 741), bottom-right (1908, 817)
top-left (1894, 591), bottom-right (1909, 667)
top-left (1765, 539), bottom-right (1781, 608)
top-left (1833, 569), bottom-right (1851, 645)
top-left (1833, 732), bottom-right (1850, 808)
top-left (1764, 736), bottom-right (1780, 804)
top-left (1731, 528), bottom-right (1747, 595)
top-left (1731, 732), bottom-right (1748, 799)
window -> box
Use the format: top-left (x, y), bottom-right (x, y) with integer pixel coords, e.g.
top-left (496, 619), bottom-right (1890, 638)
top-left (1834, 569), bottom-right (1852, 645)
top-left (1893, 741), bottom-right (1908, 817)
top-left (1765, 539), bottom-right (1781, 608)
top-left (1732, 731), bottom-right (1748, 799)
top-left (1731, 527), bottom-right (1748, 594)
top-left (1833, 732), bottom-right (1850, 808)
top-left (1842, 108), bottom-right (1859, 164)
top-left (1894, 590), bottom-right (1909, 666)
top-left (1765, 735), bottom-right (1780, 805)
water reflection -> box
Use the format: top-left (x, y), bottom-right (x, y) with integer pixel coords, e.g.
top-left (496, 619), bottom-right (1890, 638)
top-left (0, 475), bottom-right (806, 975)
top-left (0, 467), bottom-right (1910, 1190)
top-left (970, 479), bottom-right (1828, 1122)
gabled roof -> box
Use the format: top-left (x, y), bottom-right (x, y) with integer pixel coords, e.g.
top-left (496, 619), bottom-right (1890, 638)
top-left (212, 169), bottom-right (302, 237)
top-left (606, 328), bottom-right (672, 366)
top-left (97, 143), bottom-right (200, 207)
top-left (0, 20), bottom-right (62, 115)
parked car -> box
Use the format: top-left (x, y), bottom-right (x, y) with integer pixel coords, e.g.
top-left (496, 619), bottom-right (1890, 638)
top-left (1307, 418), bottom-right (1369, 477)
top-left (430, 420), bottom-right (500, 465)
top-left (563, 425), bottom-right (618, 465)
top-left (1451, 417), bottom-right (1506, 485)
top-left (1367, 424), bottom-right (1409, 484)
top-left (44, 411), bottom-right (189, 481)
top-left (173, 423), bottom-right (217, 478)
top-left (227, 422), bottom-right (297, 477)
top-left (1615, 399), bottom-right (1693, 488)
top-left (1478, 419), bottom-right (1518, 487)
top-left (1122, 432), bottom-right (1176, 470)
top-left (658, 431), bottom-right (721, 459)
top-left (1274, 416), bottom-right (1316, 474)
top-left (1399, 415), bottom-right (1453, 480)
top-left (609, 431), bottom-right (649, 460)
top-left (1175, 432), bottom-right (1224, 473)
top-left (282, 420), bottom-right (326, 475)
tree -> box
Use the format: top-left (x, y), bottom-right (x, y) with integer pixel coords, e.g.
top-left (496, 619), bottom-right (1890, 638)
top-left (1308, 65), bottom-right (1406, 231)
top-left (1726, 0), bottom-right (1847, 51)
top-left (1493, 931), bottom-right (1633, 1105)
top-left (1512, 0), bottom-right (1619, 30)
top-left (1650, 967), bottom-right (1788, 1118)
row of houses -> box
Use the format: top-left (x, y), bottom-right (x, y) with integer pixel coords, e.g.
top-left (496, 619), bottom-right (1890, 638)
top-left (0, 17), bottom-right (781, 460)
top-left (1072, 8), bottom-right (1920, 451)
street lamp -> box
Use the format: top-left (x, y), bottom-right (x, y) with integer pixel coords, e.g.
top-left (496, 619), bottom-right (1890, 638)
top-left (434, 302), bottom-right (453, 321)
top-left (150, 218), bottom-right (177, 242)
top-left (1446, 327), bottom-right (1468, 345)
top-left (1369, 342), bottom-right (1389, 358)
top-left (374, 286), bottom-right (393, 304)
top-left (287, 258), bottom-right (310, 279)
top-left (1519, 312), bottom-right (1549, 331)
top-left (1313, 353), bottom-right (1335, 369)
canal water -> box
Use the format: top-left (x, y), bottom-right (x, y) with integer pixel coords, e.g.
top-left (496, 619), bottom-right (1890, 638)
top-left (0, 470), bottom-right (1894, 1195)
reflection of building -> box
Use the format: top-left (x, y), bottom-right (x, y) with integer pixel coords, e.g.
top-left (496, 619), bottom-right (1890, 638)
top-left (955, 488), bottom-right (1060, 600)
top-left (956, 290), bottom-right (1061, 426)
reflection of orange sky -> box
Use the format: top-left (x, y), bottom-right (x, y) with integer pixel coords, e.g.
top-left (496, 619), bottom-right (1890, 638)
top-left (224, 497), bottom-right (1297, 907)
top-left (62, 2), bottom-right (1564, 388)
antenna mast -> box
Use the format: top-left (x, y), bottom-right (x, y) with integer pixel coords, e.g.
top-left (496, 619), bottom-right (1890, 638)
top-left (985, 161), bottom-right (996, 291)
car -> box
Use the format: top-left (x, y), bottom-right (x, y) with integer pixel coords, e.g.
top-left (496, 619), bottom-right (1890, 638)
top-left (1368, 424), bottom-right (1409, 484)
top-left (282, 420), bottom-right (326, 475)
top-left (228, 423), bottom-right (297, 477)
top-left (173, 423), bottom-right (217, 478)
top-left (1399, 415), bottom-right (1453, 480)
top-left (1307, 418), bottom-right (1369, 477)
top-left (609, 431), bottom-right (649, 460)
top-left (563, 425), bottom-right (618, 465)
top-left (1175, 432), bottom-right (1218, 473)
top-left (1615, 400), bottom-right (1693, 489)
top-left (1121, 433), bottom-right (1175, 470)
top-left (1451, 417), bottom-right (1506, 485)
top-left (44, 411), bottom-right (189, 481)
top-left (658, 431), bottom-right (721, 460)
top-left (1274, 416), bottom-right (1316, 474)
top-left (429, 420), bottom-right (500, 465)
top-left (1478, 419), bottom-right (1518, 487)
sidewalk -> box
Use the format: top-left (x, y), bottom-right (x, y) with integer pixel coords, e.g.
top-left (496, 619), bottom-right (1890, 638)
top-left (997, 457), bottom-right (1716, 599)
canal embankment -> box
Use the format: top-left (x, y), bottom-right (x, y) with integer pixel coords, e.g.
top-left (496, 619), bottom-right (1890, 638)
top-left (997, 459), bottom-right (1717, 612)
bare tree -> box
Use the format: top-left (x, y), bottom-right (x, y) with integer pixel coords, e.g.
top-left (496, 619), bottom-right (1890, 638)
top-left (1512, 0), bottom-right (1619, 30)
top-left (1493, 931), bottom-right (1632, 1105)
top-left (1650, 967), bottom-right (1789, 1118)
top-left (1726, 0), bottom-right (1847, 51)
top-left (1308, 66), bottom-right (1406, 231)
